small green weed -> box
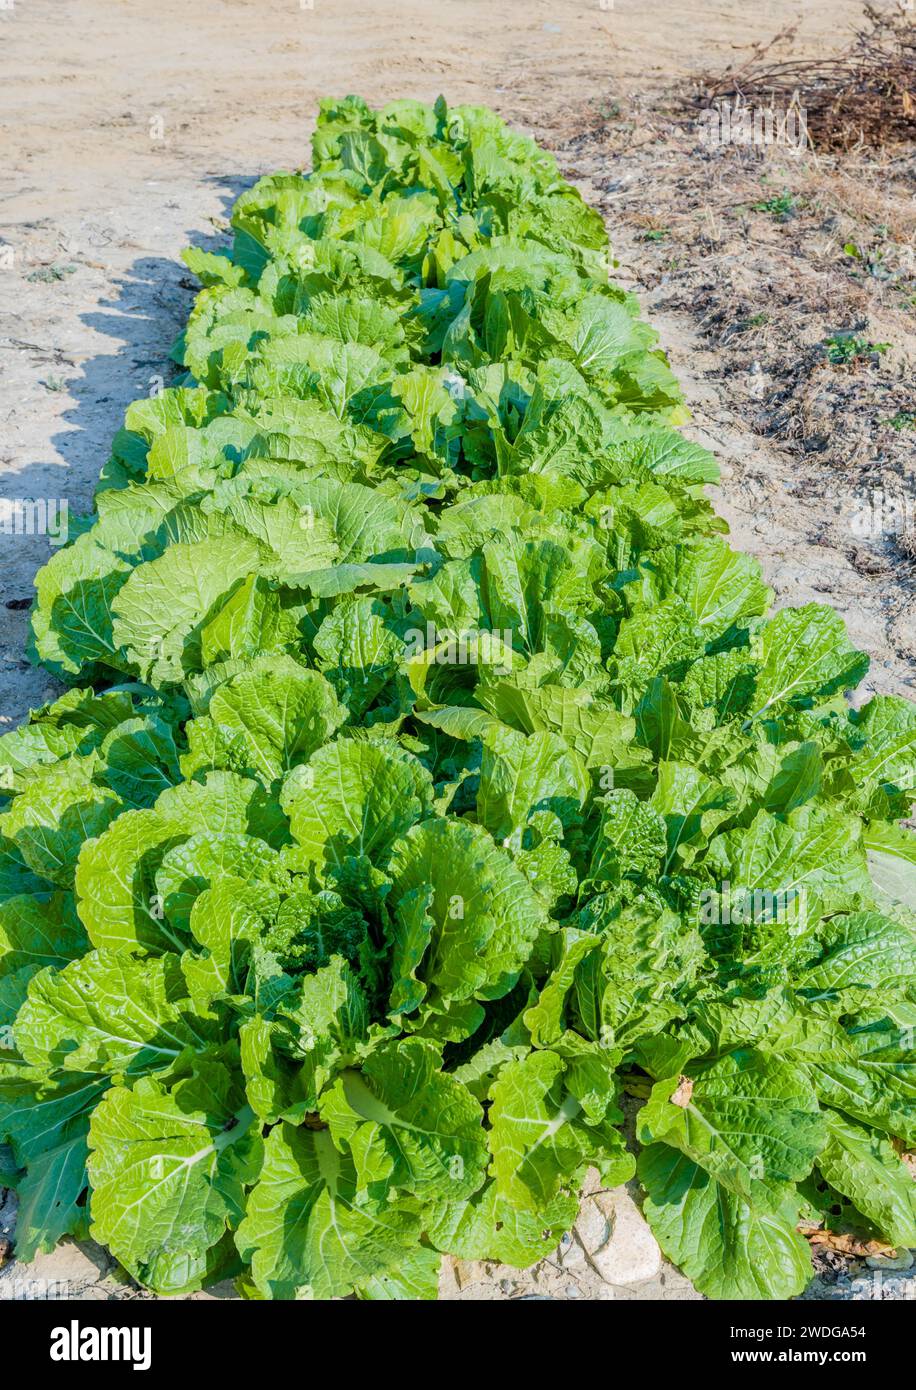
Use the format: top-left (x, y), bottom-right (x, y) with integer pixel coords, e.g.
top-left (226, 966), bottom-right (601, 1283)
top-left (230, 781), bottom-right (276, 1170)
top-left (823, 334), bottom-right (890, 366)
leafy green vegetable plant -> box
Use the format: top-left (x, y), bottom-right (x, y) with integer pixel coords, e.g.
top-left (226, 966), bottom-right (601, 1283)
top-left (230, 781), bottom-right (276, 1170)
top-left (823, 333), bottom-right (890, 366)
top-left (1, 95), bottom-right (914, 1301)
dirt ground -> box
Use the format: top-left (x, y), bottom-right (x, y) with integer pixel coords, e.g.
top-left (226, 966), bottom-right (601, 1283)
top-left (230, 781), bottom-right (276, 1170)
top-left (0, 0), bottom-right (914, 1302)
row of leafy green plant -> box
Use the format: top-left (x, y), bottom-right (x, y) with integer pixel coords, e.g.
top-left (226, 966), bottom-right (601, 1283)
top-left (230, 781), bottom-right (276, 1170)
top-left (1, 95), bottom-right (914, 1301)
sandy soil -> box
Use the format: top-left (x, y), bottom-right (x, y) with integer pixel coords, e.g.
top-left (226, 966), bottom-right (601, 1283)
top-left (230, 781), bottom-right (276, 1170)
top-left (0, 0), bottom-right (913, 1302)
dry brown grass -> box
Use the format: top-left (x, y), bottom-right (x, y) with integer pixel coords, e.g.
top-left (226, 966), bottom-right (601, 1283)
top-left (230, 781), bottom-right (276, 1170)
top-left (691, 7), bottom-right (916, 152)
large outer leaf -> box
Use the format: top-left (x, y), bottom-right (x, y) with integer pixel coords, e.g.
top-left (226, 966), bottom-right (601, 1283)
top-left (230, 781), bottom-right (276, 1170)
top-left (14, 950), bottom-right (218, 1075)
top-left (799, 911), bottom-right (916, 1003)
top-left (704, 805), bottom-right (873, 926)
top-left (0, 1066), bottom-right (107, 1259)
top-left (320, 1037), bottom-right (488, 1200)
top-left (13, 1123), bottom-right (93, 1260)
top-left (111, 537), bottom-right (262, 682)
top-left (89, 1062), bottom-right (261, 1287)
top-left (99, 715), bottom-right (180, 808)
top-left (30, 537), bottom-right (132, 678)
top-left (849, 695), bottom-right (916, 798)
top-left (0, 755), bottom-right (122, 888)
top-left (637, 1050), bottom-right (825, 1203)
top-left (750, 604), bottom-right (869, 718)
top-left (655, 538), bottom-right (771, 634)
top-left (639, 1144), bottom-right (812, 1300)
top-left (816, 1109), bottom-right (916, 1248)
top-left (803, 1019), bottom-right (916, 1145)
top-left (236, 1122), bottom-right (421, 1299)
top-left (0, 893), bottom-right (88, 977)
top-left (75, 808), bottom-right (186, 953)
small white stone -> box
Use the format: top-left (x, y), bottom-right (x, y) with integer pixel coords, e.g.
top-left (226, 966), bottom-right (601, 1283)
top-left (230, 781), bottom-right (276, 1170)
top-left (587, 1189), bottom-right (663, 1286)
